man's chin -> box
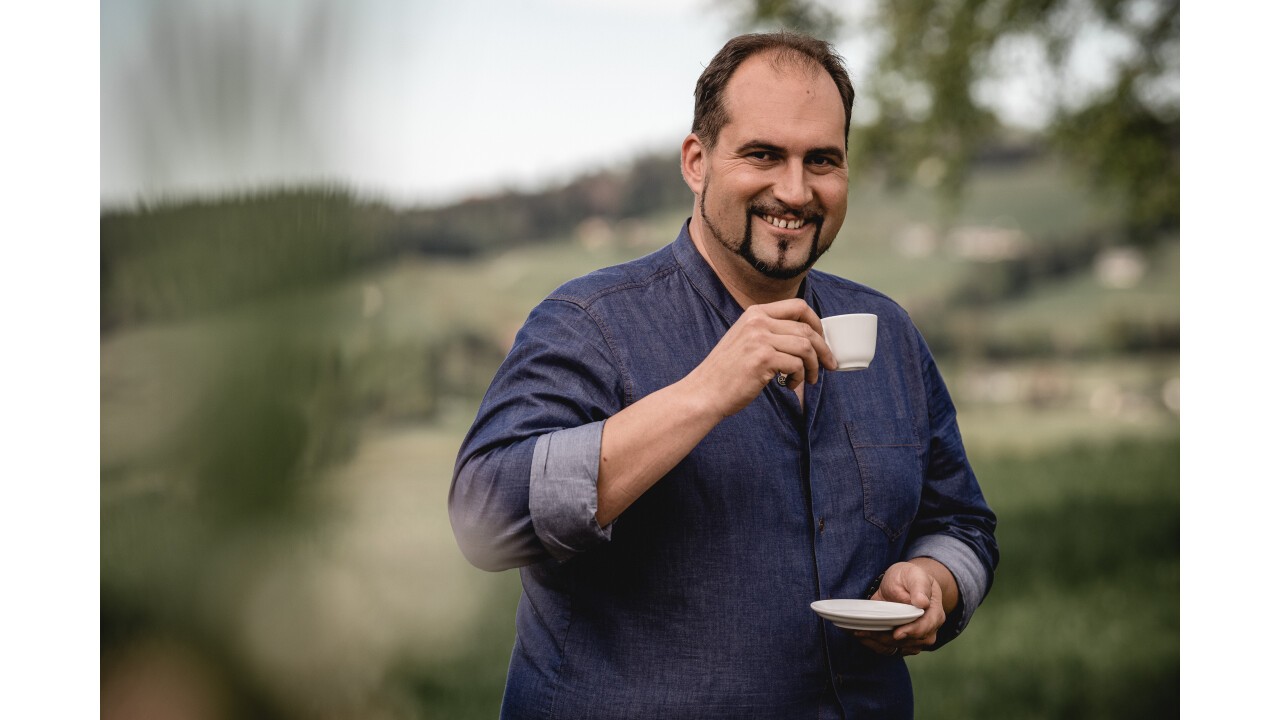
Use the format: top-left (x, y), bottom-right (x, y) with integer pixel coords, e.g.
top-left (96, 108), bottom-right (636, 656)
top-left (753, 260), bottom-right (812, 281)
top-left (744, 236), bottom-right (823, 280)
top-left (743, 247), bottom-right (814, 280)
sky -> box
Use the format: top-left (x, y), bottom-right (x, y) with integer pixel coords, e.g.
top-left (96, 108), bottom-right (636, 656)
top-left (99, 0), bottom-right (1168, 209)
top-left (101, 0), bottom-right (768, 208)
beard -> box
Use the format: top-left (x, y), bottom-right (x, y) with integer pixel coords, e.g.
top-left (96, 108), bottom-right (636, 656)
top-left (700, 176), bottom-right (828, 281)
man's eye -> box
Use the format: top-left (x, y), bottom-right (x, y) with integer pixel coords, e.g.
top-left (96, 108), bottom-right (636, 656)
top-left (748, 151), bottom-right (775, 161)
top-left (809, 156), bottom-right (832, 166)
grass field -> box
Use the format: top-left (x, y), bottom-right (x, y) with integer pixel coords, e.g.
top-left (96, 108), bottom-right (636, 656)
top-left (910, 438), bottom-right (1179, 719)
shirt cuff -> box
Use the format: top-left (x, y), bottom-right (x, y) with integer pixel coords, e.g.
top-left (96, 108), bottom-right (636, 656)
top-left (905, 533), bottom-right (990, 635)
top-left (529, 421), bottom-right (613, 562)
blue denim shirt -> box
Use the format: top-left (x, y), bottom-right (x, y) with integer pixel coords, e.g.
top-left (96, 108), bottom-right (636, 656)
top-left (451, 222), bottom-right (998, 719)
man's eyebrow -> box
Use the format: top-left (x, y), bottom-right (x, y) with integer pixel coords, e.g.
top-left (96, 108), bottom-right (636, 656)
top-left (808, 145), bottom-right (847, 160)
top-left (733, 140), bottom-right (846, 160)
top-left (734, 140), bottom-right (785, 154)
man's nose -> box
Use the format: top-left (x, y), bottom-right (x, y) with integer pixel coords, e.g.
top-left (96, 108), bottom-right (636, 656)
top-left (773, 159), bottom-right (812, 210)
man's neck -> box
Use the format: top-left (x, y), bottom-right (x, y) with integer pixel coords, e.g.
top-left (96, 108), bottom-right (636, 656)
top-left (687, 218), bottom-right (806, 309)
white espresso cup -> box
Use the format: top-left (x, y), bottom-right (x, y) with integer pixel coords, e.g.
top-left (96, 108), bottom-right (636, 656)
top-left (820, 313), bottom-right (878, 371)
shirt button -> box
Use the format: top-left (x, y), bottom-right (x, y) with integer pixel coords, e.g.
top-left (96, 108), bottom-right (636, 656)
top-left (818, 518), bottom-right (826, 532)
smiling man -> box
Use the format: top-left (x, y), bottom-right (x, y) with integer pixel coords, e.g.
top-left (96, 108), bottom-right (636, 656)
top-left (690, 47), bottom-right (848, 287)
top-left (451, 31), bottom-right (998, 719)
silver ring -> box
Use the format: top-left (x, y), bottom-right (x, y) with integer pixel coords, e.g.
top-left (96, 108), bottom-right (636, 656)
top-left (776, 371), bottom-right (789, 387)
top-left (887, 647), bottom-right (899, 656)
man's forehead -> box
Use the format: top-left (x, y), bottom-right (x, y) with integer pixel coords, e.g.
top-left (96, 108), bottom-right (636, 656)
top-left (745, 48), bottom-right (826, 82)
top-left (720, 52), bottom-right (846, 142)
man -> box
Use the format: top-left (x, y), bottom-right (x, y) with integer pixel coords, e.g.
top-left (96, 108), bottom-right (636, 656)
top-left (451, 31), bottom-right (998, 719)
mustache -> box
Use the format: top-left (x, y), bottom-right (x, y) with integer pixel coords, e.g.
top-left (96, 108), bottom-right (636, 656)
top-left (748, 200), bottom-right (824, 221)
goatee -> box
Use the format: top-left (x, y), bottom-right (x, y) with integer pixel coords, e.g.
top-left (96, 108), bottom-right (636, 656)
top-left (701, 192), bottom-right (826, 281)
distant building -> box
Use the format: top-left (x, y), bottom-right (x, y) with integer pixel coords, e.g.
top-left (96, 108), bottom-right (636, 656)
top-left (946, 225), bottom-right (1028, 262)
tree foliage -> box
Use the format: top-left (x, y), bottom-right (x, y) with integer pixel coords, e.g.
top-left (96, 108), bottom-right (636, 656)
top-left (726, 0), bottom-right (1179, 241)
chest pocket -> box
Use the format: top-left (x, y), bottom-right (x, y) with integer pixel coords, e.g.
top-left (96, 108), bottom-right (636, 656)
top-left (846, 418), bottom-right (923, 541)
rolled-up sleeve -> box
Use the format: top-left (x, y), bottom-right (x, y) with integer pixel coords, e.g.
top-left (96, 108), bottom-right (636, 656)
top-left (530, 422), bottom-right (613, 561)
top-left (450, 298), bottom-right (626, 571)
top-left (906, 328), bottom-right (999, 648)
top-left (906, 533), bottom-right (989, 637)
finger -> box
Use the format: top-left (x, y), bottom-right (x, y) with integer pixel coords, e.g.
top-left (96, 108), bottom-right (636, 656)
top-left (893, 607), bottom-right (944, 645)
top-left (881, 564), bottom-right (931, 607)
top-left (768, 341), bottom-right (808, 370)
top-left (735, 312), bottom-right (824, 379)
top-left (769, 334), bottom-right (821, 385)
top-left (891, 618), bottom-right (928, 640)
top-left (892, 621), bottom-right (939, 645)
top-left (753, 300), bottom-right (833, 353)
top-left (853, 628), bottom-right (916, 648)
top-left (866, 640), bottom-right (911, 657)
top-left (911, 578), bottom-right (934, 609)
top-left (894, 581), bottom-right (945, 642)
top-left (854, 629), bottom-right (930, 656)
top-left (886, 634), bottom-right (932, 652)
top-left (875, 577), bottom-right (912, 605)
top-left (892, 593), bottom-right (943, 637)
top-left (761, 315), bottom-right (836, 372)
top-left (813, 331), bottom-right (836, 372)
top-left (739, 330), bottom-right (805, 385)
top-left (763, 365), bottom-right (805, 393)
top-left (753, 297), bottom-right (819, 327)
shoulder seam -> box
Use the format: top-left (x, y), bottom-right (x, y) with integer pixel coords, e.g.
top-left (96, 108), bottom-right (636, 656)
top-left (540, 296), bottom-right (643, 407)
top-left (547, 263), bottom-right (680, 310)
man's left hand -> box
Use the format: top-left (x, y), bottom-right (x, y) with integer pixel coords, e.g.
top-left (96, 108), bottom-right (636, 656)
top-left (853, 561), bottom-right (949, 657)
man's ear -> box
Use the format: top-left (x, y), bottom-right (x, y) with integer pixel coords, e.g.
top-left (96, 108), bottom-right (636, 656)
top-left (680, 133), bottom-right (706, 196)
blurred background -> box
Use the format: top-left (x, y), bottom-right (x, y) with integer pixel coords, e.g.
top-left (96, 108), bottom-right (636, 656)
top-left (100, 1), bottom-right (1178, 717)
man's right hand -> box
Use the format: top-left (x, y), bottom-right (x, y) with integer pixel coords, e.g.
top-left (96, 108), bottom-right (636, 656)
top-left (597, 298), bottom-right (835, 525)
top-left (685, 298), bottom-right (837, 418)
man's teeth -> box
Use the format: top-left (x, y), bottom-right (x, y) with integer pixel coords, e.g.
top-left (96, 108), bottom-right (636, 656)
top-left (763, 214), bottom-right (805, 230)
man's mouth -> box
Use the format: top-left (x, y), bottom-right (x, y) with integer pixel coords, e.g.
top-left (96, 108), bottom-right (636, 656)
top-left (758, 213), bottom-right (808, 230)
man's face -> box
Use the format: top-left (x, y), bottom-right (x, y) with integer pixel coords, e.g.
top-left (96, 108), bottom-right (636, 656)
top-left (693, 53), bottom-right (849, 281)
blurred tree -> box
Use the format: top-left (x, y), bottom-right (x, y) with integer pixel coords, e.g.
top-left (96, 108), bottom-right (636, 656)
top-left (725, 0), bottom-right (1179, 243)
top-left (727, 0), bottom-right (845, 36)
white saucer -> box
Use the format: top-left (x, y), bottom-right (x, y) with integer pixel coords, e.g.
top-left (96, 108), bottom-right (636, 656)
top-left (810, 599), bottom-right (924, 631)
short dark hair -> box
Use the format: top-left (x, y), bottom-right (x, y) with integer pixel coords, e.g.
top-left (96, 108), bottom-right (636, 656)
top-left (692, 31), bottom-right (855, 149)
